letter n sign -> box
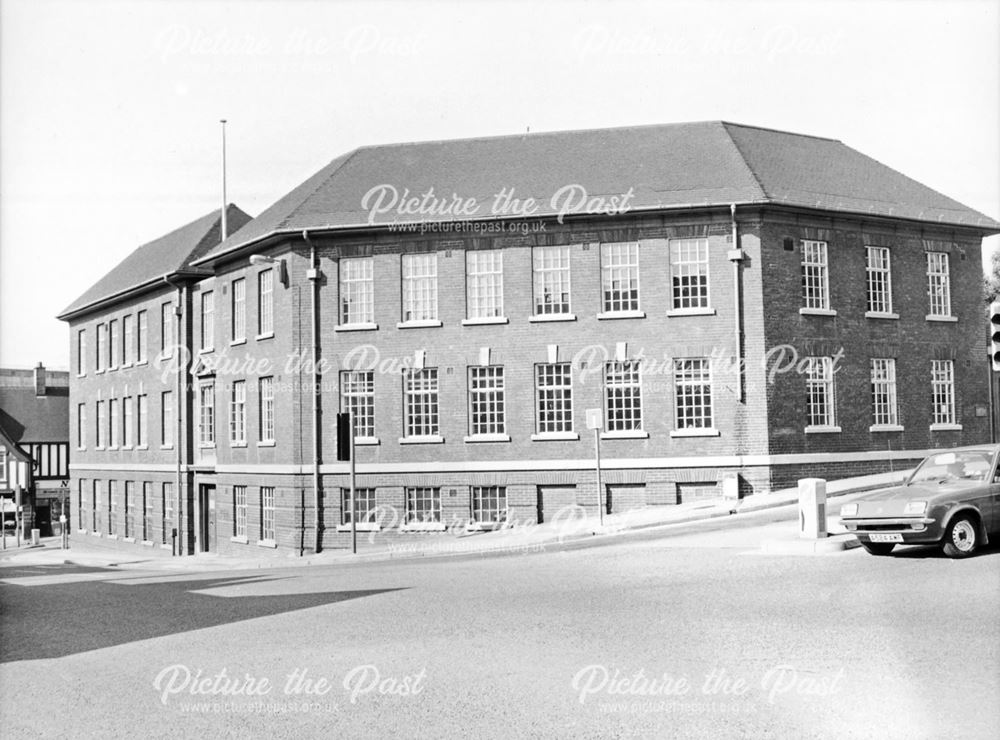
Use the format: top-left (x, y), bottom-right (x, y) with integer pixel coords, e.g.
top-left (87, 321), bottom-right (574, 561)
top-left (336, 412), bottom-right (351, 461)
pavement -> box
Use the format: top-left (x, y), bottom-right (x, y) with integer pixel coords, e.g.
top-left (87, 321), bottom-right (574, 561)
top-left (0, 469), bottom-right (909, 572)
top-left (2, 479), bottom-right (997, 740)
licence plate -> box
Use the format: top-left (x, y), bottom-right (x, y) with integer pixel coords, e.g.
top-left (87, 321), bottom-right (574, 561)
top-left (869, 533), bottom-right (903, 543)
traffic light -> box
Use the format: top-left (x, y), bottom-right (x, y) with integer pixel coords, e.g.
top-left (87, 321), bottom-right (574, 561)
top-left (990, 302), bottom-right (1000, 372)
top-left (336, 412), bottom-right (351, 461)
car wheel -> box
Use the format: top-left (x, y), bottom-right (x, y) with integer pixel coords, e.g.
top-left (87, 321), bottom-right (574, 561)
top-left (942, 515), bottom-right (979, 558)
top-left (860, 540), bottom-right (895, 556)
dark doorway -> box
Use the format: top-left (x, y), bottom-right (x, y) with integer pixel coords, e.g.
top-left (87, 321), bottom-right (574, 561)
top-left (198, 484), bottom-right (216, 552)
top-left (35, 505), bottom-right (52, 537)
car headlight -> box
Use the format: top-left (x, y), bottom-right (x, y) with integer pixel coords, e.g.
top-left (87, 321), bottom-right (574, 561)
top-left (840, 503), bottom-right (858, 517)
top-left (903, 501), bottom-right (927, 515)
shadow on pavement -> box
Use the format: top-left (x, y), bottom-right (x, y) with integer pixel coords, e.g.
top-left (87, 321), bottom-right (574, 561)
top-left (0, 571), bottom-right (403, 663)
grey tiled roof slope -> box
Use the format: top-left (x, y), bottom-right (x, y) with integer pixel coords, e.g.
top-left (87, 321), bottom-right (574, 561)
top-left (194, 121), bottom-right (999, 265)
top-left (0, 385), bottom-right (69, 444)
top-left (59, 204), bottom-right (252, 318)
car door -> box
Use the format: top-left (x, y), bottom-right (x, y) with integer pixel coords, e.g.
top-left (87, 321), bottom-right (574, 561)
top-left (990, 455), bottom-right (1000, 534)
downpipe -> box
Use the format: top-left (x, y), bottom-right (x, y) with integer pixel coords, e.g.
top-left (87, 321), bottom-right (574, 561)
top-left (302, 229), bottom-right (322, 555)
top-left (728, 204), bottom-right (745, 403)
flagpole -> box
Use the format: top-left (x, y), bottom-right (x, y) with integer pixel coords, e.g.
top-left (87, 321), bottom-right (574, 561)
top-left (220, 119), bottom-right (228, 240)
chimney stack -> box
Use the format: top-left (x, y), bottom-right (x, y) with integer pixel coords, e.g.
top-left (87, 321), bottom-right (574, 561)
top-left (34, 362), bottom-right (47, 396)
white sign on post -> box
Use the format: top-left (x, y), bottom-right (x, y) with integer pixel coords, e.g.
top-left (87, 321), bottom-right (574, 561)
top-left (585, 408), bottom-right (603, 431)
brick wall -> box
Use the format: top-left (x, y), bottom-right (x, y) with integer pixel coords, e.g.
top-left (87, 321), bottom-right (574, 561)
top-left (758, 213), bottom-right (990, 455)
top-left (66, 206), bottom-right (993, 557)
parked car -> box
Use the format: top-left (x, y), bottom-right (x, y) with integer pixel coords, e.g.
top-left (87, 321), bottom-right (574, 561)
top-left (839, 446), bottom-right (999, 558)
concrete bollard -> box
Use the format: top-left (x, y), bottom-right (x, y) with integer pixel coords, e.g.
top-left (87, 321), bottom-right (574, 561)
top-left (798, 478), bottom-right (827, 540)
top-left (30, 528), bottom-right (40, 546)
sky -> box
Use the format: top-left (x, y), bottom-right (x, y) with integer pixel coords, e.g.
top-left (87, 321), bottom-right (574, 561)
top-left (1, 0), bottom-right (998, 370)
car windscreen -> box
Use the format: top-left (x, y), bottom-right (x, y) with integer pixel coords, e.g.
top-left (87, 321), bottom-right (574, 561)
top-left (907, 451), bottom-right (993, 485)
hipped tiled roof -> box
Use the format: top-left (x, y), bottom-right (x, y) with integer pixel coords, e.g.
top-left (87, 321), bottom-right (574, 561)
top-left (194, 121), bottom-right (999, 265)
top-left (59, 204), bottom-right (252, 318)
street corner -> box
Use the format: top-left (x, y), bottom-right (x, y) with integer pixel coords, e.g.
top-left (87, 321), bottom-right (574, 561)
top-left (759, 534), bottom-right (861, 556)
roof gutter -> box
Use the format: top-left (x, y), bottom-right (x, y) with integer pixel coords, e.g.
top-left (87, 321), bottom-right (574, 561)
top-left (190, 199), bottom-right (1000, 270)
top-left (188, 202), bottom-right (771, 268)
top-left (57, 268), bottom-right (213, 322)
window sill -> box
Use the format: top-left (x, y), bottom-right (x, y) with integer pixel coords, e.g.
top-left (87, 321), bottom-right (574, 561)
top-left (530, 432), bottom-right (579, 441)
top-left (123, 537), bottom-right (136, 543)
top-left (135, 360), bottom-right (148, 367)
top-left (670, 428), bottom-right (721, 438)
top-left (799, 308), bottom-right (837, 317)
top-left (805, 425), bottom-right (842, 434)
top-left (869, 424), bottom-right (904, 432)
top-left (600, 430), bottom-right (649, 440)
top-left (337, 523), bottom-right (380, 532)
top-left (141, 540), bottom-right (155, 547)
top-left (161, 445), bottom-right (174, 450)
top-left (396, 320), bottom-right (442, 329)
top-left (77, 528), bottom-right (87, 535)
top-left (230, 338), bottom-right (247, 347)
top-left (466, 521), bottom-right (504, 532)
top-left (230, 535), bottom-right (249, 544)
top-left (354, 437), bottom-right (380, 446)
top-left (107, 446), bottom-right (118, 451)
top-left (90, 531), bottom-right (102, 538)
top-left (95, 446), bottom-right (105, 451)
top-left (401, 522), bottom-right (447, 532)
top-left (596, 310), bottom-right (645, 320)
top-left (159, 544), bottom-right (172, 550)
top-left (399, 435), bottom-right (444, 445)
top-left (121, 445), bottom-right (133, 451)
top-left (335, 322), bottom-right (379, 332)
top-left (463, 433), bottom-right (511, 443)
top-left (529, 313), bottom-right (576, 323)
top-left (930, 423), bottom-right (963, 431)
top-left (77, 446), bottom-right (87, 452)
top-left (198, 348), bottom-right (214, 355)
top-left (257, 539), bottom-right (277, 549)
top-left (925, 315), bottom-right (957, 323)
top-left (77, 373), bottom-right (86, 379)
top-left (198, 444), bottom-right (216, 450)
top-left (865, 311), bottom-right (899, 320)
top-left (666, 307), bottom-right (716, 317)
top-left (136, 445), bottom-right (148, 451)
top-left (107, 534), bottom-right (118, 541)
top-left (257, 440), bottom-right (276, 447)
top-left (231, 442), bottom-right (248, 449)
top-left (461, 316), bottom-right (509, 326)
top-left (122, 362), bottom-right (133, 369)
top-left (256, 333), bottom-right (275, 341)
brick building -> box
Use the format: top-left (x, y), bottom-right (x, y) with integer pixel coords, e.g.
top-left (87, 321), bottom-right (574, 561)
top-left (58, 205), bottom-right (251, 553)
top-left (61, 121), bottom-right (999, 557)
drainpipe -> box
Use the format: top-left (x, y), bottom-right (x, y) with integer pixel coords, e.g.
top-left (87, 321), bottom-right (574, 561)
top-left (302, 230), bottom-right (322, 555)
top-left (163, 275), bottom-right (186, 556)
top-left (727, 204), bottom-right (745, 403)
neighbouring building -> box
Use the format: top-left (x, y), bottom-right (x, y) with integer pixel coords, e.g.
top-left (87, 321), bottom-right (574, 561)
top-left (0, 364), bottom-right (71, 536)
top-left (60, 121), bottom-right (1000, 557)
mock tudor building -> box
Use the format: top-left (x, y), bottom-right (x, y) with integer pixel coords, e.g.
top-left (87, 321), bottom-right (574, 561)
top-left (0, 364), bottom-right (70, 536)
top-left (61, 121), bottom-right (1000, 557)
